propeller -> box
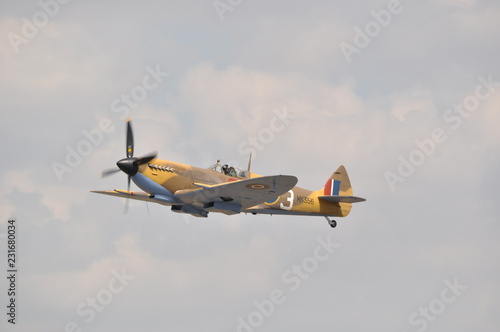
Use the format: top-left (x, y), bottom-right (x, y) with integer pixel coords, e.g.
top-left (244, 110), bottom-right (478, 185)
top-left (101, 168), bottom-right (121, 178)
top-left (100, 119), bottom-right (157, 213)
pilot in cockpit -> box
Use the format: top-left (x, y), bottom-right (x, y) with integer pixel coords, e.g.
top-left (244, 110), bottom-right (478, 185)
top-left (222, 164), bottom-right (237, 177)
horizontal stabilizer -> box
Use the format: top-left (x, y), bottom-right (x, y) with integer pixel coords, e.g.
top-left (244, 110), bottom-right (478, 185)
top-left (318, 195), bottom-right (366, 204)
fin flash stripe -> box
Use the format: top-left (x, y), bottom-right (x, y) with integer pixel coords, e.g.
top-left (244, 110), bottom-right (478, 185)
top-left (324, 179), bottom-right (341, 196)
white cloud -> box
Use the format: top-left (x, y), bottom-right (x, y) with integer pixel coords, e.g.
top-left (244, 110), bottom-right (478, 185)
top-left (437, 0), bottom-right (477, 10)
top-left (0, 18), bottom-right (110, 94)
top-left (390, 88), bottom-right (436, 122)
top-left (0, 169), bottom-right (86, 222)
top-left (1, 0), bottom-right (499, 331)
top-left (113, 233), bottom-right (279, 297)
top-left (168, 62), bottom-right (363, 154)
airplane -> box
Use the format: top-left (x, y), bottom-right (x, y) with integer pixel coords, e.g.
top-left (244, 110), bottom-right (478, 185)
top-left (92, 119), bottom-right (365, 228)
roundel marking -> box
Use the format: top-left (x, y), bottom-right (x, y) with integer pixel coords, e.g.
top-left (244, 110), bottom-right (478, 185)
top-left (245, 183), bottom-right (270, 190)
top-left (265, 197), bottom-right (280, 205)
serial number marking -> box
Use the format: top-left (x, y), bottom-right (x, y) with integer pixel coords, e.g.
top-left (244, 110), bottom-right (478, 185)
top-left (297, 195), bottom-right (315, 205)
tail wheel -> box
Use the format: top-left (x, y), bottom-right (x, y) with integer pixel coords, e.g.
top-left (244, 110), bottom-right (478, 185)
top-left (325, 217), bottom-right (337, 228)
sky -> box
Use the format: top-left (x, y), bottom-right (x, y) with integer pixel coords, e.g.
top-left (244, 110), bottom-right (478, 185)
top-left (0, 0), bottom-right (499, 331)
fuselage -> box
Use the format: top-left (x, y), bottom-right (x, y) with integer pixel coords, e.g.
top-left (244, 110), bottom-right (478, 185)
top-left (134, 158), bottom-right (351, 217)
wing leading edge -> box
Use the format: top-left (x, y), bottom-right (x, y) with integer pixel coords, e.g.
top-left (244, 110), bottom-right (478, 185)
top-left (90, 190), bottom-right (180, 205)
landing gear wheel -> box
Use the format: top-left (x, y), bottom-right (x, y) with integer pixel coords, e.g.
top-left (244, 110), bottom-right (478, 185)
top-left (325, 217), bottom-right (337, 228)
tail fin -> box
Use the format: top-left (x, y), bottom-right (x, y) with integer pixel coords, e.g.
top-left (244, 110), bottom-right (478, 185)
top-left (317, 165), bottom-right (366, 204)
top-left (311, 165), bottom-right (365, 217)
top-left (323, 165), bottom-right (353, 197)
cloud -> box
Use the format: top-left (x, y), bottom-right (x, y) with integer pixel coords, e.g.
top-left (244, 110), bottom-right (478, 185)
top-left (390, 88), bottom-right (436, 122)
top-left (0, 18), bottom-right (111, 94)
top-left (1, 1), bottom-right (499, 331)
top-left (0, 169), bottom-right (86, 222)
top-left (165, 62), bottom-right (363, 163)
top-left (436, 0), bottom-right (477, 10)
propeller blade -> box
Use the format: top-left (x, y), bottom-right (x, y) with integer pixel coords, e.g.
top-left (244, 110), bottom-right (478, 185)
top-left (134, 151), bottom-right (157, 166)
top-left (247, 152), bottom-right (252, 174)
top-left (126, 119), bottom-right (134, 158)
top-left (100, 119), bottom-right (156, 215)
top-left (124, 199), bottom-right (130, 214)
top-left (101, 168), bottom-right (121, 178)
top-left (124, 174), bottom-right (131, 214)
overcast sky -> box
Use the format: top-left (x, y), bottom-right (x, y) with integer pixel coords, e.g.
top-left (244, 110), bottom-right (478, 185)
top-left (1, 0), bottom-right (499, 331)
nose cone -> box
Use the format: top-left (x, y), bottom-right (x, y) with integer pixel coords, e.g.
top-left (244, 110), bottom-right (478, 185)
top-left (117, 158), bottom-right (138, 175)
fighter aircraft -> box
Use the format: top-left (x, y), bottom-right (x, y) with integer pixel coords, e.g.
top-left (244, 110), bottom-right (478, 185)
top-left (92, 120), bottom-right (365, 228)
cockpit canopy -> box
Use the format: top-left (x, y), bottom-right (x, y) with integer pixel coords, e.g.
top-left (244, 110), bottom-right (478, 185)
top-left (209, 160), bottom-right (248, 178)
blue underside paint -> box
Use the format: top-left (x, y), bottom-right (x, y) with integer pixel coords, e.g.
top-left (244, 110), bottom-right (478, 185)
top-left (132, 173), bottom-right (177, 199)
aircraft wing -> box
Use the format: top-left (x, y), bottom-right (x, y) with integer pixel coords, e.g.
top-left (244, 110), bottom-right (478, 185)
top-left (174, 175), bottom-right (298, 211)
top-left (90, 190), bottom-right (179, 205)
